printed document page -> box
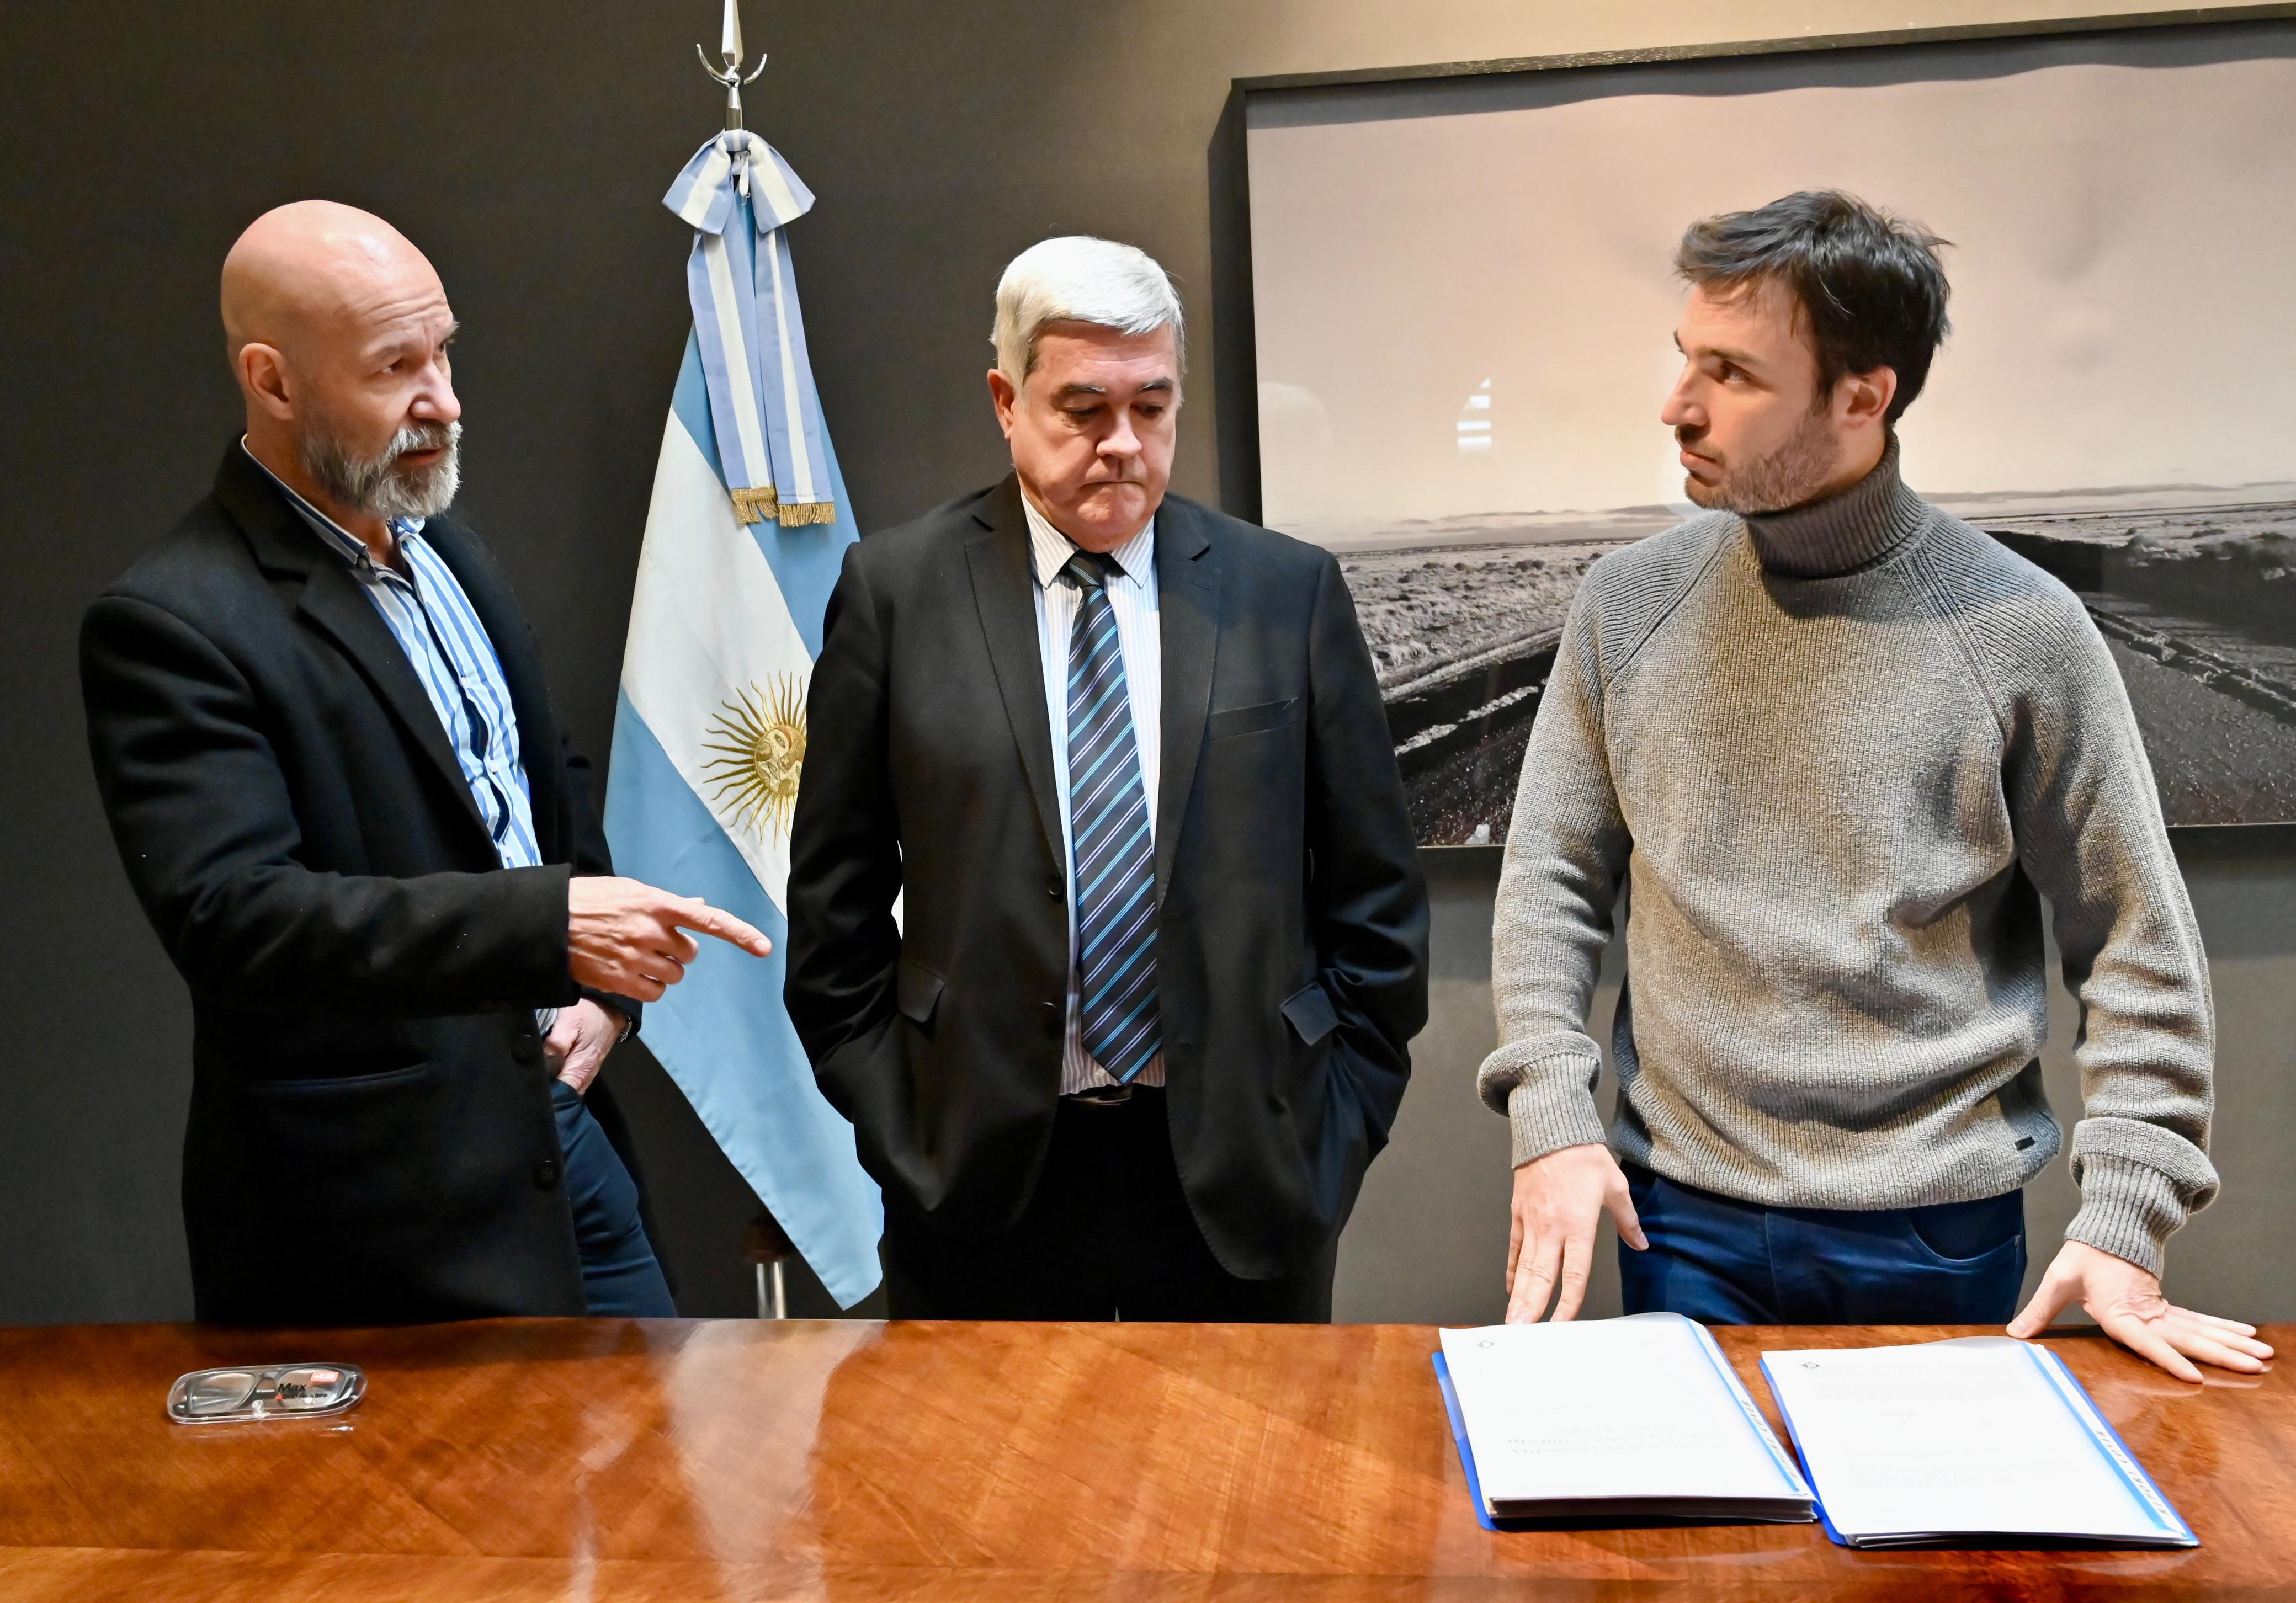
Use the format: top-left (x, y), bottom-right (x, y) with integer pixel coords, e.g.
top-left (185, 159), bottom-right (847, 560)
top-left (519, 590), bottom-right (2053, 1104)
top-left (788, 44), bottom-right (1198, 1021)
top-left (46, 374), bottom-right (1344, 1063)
top-left (1761, 1338), bottom-right (2193, 1546)
top-left (1439, 1313), bottom-right (1811, 1516)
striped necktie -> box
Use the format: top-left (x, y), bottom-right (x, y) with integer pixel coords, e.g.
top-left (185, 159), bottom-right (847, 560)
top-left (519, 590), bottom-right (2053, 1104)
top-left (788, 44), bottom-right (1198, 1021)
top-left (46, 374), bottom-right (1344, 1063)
top-left (1062, 550), bottom-right (1162, 1084)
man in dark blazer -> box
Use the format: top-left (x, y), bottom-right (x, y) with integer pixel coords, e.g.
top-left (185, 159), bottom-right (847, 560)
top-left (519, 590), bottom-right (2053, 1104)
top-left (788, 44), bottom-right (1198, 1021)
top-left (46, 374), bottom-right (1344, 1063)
top-left (81, 201), bottom-right (771, 1325)
top-left (786, 236), bottom-right (1428, 1319)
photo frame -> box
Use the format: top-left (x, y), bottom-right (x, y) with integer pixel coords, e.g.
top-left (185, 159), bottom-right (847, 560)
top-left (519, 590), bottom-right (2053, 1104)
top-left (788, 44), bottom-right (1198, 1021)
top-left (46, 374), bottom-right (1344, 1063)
top-left (1209, 7), bottom-right (2296, 845)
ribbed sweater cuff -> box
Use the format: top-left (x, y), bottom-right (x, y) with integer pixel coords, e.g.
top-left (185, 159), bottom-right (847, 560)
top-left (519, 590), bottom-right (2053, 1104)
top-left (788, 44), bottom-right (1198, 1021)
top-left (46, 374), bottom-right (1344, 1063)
top-left (2064, 1155), bottom-right (2189, 1277)
top-left (1506, 1074), bottom-right (1609, 1169)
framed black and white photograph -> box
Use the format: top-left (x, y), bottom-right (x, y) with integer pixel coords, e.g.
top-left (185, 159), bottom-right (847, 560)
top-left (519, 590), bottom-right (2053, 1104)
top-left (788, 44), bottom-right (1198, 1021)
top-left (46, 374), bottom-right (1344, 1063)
top-left (1216, 10), bottom-right (2296, 844)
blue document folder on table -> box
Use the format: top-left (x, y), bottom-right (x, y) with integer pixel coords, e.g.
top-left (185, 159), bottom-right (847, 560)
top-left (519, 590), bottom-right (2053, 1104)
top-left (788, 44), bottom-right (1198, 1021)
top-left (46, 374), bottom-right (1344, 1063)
top-left (1759, 1336), bottom-right (2197, 1549)
top-left (1433, 1313), bottom-right (1814, 1528)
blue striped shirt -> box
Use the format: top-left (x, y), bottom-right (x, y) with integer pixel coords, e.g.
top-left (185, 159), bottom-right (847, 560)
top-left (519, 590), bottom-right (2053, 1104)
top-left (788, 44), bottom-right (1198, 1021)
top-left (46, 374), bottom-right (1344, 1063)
top-left (243, 444), bottom-right (544, 874)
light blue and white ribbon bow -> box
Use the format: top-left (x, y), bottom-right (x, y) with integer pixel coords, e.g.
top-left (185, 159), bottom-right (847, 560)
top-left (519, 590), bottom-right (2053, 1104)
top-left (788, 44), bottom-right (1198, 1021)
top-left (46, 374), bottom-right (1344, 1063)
top-left (665, 131), bottom-right (836, 528)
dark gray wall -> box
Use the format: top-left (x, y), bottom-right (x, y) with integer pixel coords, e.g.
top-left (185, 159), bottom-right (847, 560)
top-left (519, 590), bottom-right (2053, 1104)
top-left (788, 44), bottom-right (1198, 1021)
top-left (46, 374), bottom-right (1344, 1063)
top-left (2, 0), bottom-right (2273, 1326)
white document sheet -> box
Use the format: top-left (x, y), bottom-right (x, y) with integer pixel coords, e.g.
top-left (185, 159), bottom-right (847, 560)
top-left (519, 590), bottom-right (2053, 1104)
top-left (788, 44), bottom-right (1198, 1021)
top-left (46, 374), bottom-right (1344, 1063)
top-left (1760, 1337), bottom-right (2196, 1547)
top-left (1438, 1313), bottom-right (1813, 1520)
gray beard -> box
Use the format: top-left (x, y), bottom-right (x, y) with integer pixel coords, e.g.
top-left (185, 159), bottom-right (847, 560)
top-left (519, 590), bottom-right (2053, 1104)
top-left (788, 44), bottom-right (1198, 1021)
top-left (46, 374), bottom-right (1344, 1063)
top-left (1682, 406), bottom-right (1837, 515)
top-left (297, 417), bottom-right (462, 523)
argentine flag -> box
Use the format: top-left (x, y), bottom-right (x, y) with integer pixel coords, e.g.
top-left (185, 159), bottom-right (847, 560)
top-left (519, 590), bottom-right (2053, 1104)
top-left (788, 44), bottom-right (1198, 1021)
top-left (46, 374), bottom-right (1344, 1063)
top-left (605, 130), bottom-right (881, 1306)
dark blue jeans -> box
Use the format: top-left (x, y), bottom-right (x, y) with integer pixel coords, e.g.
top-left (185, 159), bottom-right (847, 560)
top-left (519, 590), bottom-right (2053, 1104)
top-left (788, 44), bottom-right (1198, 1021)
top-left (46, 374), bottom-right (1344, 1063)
top-left (550, 1079), bottom-right (676, 1318)
top-left (1618, 1164), bottom-right (2026, 1325)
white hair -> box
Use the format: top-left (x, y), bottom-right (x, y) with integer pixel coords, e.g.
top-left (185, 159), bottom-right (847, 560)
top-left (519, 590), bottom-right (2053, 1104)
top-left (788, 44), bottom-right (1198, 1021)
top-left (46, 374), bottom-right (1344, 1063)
top-left (992, 236), bottom-right (1184, 387)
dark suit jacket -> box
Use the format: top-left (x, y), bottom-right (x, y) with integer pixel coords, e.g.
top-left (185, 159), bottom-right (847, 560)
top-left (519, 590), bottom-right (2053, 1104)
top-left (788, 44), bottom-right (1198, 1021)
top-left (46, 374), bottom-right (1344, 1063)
top-left (81, 443), bottom-right (647, 1325)
top-left (785, 477), bottom-right (1428, 1278)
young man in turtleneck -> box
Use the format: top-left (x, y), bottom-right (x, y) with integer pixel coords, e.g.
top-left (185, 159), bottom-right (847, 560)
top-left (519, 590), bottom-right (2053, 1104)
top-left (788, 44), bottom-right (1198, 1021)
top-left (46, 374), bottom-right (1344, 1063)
top-left (1480, 190), bottom-right (2271, 1382)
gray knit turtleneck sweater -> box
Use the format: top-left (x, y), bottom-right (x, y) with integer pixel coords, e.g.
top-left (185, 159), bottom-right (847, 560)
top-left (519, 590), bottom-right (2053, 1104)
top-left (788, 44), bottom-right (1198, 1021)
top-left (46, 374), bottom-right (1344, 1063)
top-left (1479, 440), bottom-right (2217, 1275)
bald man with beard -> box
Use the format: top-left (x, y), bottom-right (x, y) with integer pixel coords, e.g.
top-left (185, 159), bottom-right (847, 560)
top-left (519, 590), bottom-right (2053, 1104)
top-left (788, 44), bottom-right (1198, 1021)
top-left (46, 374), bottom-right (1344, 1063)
top-left (81, 201), bottom-right (773, 1325)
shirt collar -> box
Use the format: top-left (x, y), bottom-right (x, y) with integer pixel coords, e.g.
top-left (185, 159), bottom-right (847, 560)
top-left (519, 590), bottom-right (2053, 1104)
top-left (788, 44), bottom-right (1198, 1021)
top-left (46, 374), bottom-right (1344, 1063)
top-left (1020, 489), bottom-right (1155, 591)
top-left (240, 438), bottom-right (426, 574)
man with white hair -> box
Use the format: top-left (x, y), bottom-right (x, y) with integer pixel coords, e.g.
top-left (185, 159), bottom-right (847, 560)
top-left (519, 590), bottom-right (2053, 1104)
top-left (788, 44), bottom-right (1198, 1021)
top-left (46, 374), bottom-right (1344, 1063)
top-left (81, 201), bottom-right (773, 1324)
top-left (788, 236), bottom-right (1427, 1319)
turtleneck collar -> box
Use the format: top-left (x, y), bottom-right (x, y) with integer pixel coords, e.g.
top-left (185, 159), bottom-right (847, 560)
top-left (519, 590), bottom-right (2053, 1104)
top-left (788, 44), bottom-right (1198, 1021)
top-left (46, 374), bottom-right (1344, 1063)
top-left (1741, 435), bottom-right (1930, 579)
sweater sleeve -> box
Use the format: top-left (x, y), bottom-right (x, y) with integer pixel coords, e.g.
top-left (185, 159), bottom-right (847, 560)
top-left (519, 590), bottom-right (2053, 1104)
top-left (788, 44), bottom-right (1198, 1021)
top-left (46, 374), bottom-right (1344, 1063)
top-left (1477, 592), bottom-right (1629, 1167)
top-left (1990, 584), bottom-right (2218, 1277)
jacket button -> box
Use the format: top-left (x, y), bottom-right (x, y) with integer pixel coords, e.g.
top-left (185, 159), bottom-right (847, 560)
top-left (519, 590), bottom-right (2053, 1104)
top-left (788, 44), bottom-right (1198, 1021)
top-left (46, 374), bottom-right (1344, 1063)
top-left (1041, 1001), bottom-right (1064, 1039)
top-left (1046, 876), bottom-right (1064, 900)
top-left (533, 1158), bottom-right (561, 1190)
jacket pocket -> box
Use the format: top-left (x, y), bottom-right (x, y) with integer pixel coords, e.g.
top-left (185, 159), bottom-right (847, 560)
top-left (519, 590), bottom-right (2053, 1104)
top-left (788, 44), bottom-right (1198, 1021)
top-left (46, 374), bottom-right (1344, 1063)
top-left (250, 1061), bottom-right (433, 1093)
top-left (1208, 697), bottom-right (1301, 741)
top-left (1280, 979), bottom-right (1339, 1046)
top-left (896, 957), bottom-right (945, 1026)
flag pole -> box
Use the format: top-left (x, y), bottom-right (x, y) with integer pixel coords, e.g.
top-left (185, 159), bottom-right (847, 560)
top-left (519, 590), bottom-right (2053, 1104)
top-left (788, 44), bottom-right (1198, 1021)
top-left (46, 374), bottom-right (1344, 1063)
top-left (692, 0), bottom-right (806, 1320)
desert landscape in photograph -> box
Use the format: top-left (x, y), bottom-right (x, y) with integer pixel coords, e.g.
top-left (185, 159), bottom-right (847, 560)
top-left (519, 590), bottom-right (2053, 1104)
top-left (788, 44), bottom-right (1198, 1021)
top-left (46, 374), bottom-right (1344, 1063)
top-left (1328, 487), bottom-right (2296, 844)
top-left (1332, 532), bottom-right (1622, 846)
top-left (1979, 493), bottom-right (2296, 827)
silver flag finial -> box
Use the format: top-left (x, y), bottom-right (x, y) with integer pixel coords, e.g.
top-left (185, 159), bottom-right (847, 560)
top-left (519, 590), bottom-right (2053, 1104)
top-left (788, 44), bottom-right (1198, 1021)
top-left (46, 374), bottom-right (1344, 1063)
top-left (720, 0), bottom-right (743, 71)
top-left (695, 0), bottom-right (769, 134)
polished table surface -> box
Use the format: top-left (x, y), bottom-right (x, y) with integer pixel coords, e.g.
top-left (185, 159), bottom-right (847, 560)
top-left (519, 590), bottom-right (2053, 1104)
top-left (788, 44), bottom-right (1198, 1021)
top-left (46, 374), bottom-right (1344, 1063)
top-left (0, 1317), bottom-right (2286, 1600)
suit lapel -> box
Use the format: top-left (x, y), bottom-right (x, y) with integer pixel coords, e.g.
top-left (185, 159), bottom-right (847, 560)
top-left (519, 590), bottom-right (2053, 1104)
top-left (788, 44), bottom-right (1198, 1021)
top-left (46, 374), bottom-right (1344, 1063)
top-left (964, 477), bottom-right (1064, 865)
top-left (419, 515), bottom-right (562, 856)
top-left (215, 446), bottom-right (490, 846)
top-left (1153, 496), bottom-right (1219, 907)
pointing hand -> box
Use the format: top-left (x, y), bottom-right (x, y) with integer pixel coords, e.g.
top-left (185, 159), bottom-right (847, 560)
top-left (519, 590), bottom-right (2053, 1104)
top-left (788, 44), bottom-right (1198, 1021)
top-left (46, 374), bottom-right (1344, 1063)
top-left (568, 876), bottom-right (772, 1002)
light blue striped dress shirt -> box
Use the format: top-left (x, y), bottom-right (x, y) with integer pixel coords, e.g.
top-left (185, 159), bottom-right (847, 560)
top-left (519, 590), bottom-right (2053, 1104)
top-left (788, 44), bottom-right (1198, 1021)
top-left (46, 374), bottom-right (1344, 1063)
top-left (1022, 494), bottom-right (1165, 1094)
top-left (245, 445), bottom-right (544, 874)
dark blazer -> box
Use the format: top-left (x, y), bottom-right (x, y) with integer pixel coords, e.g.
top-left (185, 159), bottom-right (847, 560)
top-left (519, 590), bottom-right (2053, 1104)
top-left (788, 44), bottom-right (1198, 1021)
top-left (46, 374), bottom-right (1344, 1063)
top-left (785, 477), bottom-right (1428, 1278)
top-left (81, 443), bottom-right (646, 1325)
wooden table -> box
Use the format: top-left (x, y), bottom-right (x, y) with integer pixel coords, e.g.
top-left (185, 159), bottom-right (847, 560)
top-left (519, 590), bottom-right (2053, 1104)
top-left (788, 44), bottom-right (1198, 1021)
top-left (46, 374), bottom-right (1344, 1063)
top-left (0, 1318), bottom-right (2286, 1600)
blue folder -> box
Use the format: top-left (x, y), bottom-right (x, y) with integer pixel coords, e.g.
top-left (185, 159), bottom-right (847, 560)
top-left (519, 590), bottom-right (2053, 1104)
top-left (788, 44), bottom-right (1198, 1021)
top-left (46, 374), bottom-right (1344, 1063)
top-left (1431, 1343), bottom-right (1810, 1531)
top-left (1757, 1342), bottom-right (2198, 1549)
top-left (1431, 1350), bottom-right (1507, 1533)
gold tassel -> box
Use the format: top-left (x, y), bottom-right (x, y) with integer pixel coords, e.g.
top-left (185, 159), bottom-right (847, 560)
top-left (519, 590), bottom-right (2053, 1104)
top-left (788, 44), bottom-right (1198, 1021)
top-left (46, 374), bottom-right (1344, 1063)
top-left (729, 486), bottom-right (780, 526)
top-left (777, 500), bottom-right (839, 528)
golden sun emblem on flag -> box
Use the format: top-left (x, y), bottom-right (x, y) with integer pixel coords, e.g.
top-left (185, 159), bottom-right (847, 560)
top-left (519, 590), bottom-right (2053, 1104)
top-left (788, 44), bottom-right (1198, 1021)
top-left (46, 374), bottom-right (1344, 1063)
top-left (700, 675), bottom-right (808, 842)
